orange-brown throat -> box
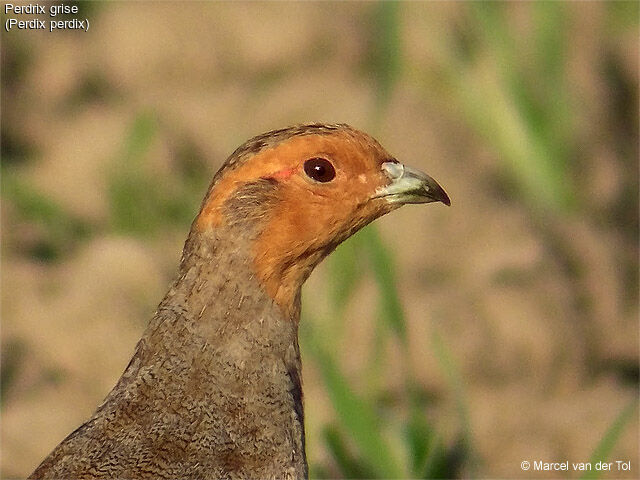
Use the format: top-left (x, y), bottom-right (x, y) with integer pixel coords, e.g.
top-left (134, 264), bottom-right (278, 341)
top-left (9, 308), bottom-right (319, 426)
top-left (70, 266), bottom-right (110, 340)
top-left (250, 184), bottom-right (387, 319)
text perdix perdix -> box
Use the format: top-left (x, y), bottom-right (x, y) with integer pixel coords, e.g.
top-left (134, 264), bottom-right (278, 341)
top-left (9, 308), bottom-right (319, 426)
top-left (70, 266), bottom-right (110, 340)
top-left (5, 3), bottom-right (89, 33)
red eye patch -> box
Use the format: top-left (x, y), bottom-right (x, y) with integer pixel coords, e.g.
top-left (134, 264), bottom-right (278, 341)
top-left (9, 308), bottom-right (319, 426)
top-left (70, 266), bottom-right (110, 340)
top-left (265, 167), bottom-right (296, 181)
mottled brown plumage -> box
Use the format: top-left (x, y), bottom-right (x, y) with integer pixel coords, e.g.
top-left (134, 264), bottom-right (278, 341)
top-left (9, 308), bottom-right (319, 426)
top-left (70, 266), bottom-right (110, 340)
top-left (29, 124), bottom-right (449, 480)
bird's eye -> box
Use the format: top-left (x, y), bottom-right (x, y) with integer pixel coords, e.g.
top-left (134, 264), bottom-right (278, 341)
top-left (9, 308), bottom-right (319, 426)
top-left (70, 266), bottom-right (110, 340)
top-left (303, 158), bottom-right (336, 183)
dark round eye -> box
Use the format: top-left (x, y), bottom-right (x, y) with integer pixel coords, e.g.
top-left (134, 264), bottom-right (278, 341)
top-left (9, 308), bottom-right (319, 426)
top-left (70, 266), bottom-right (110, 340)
top-left (303, 157), bottom-right (336, 183)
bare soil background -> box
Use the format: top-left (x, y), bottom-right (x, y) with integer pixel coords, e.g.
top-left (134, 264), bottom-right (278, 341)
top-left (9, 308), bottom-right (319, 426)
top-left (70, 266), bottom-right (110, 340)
top-left (2, 2), bottom-right (638, 478)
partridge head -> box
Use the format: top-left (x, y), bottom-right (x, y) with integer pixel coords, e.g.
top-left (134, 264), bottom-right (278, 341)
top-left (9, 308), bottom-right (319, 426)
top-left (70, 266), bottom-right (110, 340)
top-left (29, 123), bottom-right (449, 480)
top-left (193, 124), bottom-right (449, 316)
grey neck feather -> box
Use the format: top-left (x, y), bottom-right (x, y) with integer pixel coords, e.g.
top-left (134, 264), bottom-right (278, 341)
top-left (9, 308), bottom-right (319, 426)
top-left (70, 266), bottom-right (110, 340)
top-left (98, 192), bottom-right (307, 478)
top-left (28, 178), bottom-right (309, 480)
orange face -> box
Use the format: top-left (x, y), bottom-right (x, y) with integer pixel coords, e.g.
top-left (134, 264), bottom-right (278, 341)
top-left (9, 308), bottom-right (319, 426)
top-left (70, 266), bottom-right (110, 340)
top-left (195, 127), bottom-right (449, 317)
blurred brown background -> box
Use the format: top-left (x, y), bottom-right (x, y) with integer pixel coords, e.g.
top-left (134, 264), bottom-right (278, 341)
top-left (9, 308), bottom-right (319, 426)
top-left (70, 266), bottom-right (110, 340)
top-left (1, 1), bottom-right (638, 478)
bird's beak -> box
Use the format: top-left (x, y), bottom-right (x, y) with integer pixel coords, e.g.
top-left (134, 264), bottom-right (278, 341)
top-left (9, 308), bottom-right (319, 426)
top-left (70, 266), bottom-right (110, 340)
top-left (375, 161), bottom-right (451, 206)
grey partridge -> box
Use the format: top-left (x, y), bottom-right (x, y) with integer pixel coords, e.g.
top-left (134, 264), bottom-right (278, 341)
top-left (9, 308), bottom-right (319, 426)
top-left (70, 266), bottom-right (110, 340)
top-left (29, 123), bottom-right (450, 480)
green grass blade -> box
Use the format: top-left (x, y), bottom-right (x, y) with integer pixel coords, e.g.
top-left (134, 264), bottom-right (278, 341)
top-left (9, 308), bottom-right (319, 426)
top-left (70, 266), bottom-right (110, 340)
top-left (421, 2), bottom-right (577, 214)
top-left (322, 424), bottom-right (376, 479)
top-left (369, 1), bottom-right (402, 114)
top-left (305, 324), bottom-right (404, 479)
top-left (121, 110), bottom-right (158, 163)
top-left (328, 235), bottom-right (364, 316)
top-left (421, 433), bottom-right (449, 480)
top-left (405, 407), bottom-right (435, 476)
top-left (107, 111), bottom-right (160, 235)
top-left (430, 327), bottom-right (477, 477)
top-left (580, 399), bottom-right (639, 480)
top-left (361, 226), bottom-right (407, 345)
top-left (1, 170), bottom-right (91, 260)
